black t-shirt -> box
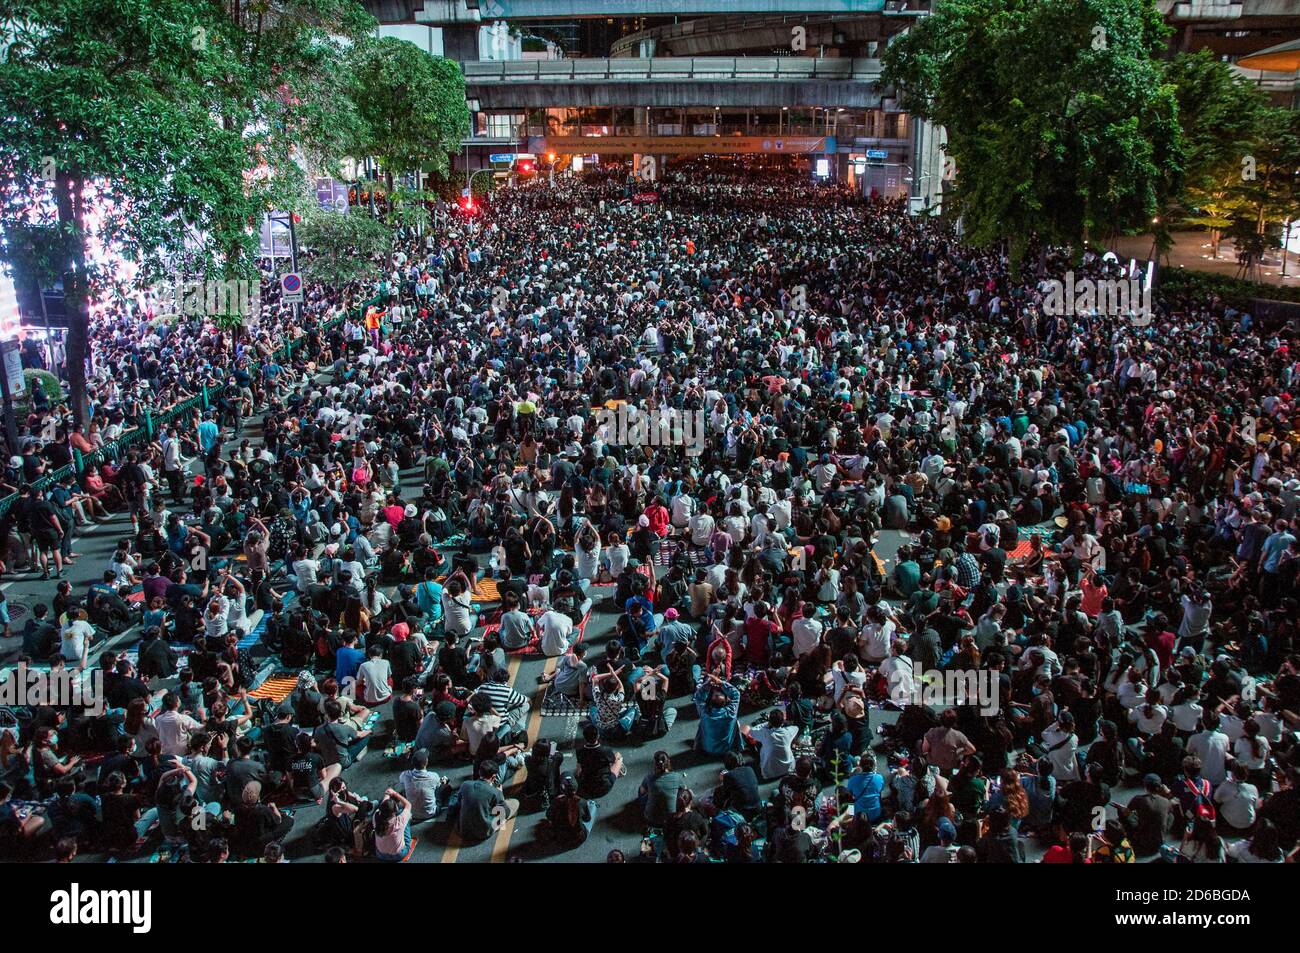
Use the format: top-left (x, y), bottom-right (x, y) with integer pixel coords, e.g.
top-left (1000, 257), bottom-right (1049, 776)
top-left (138, 637), bottom-right (179, 679)
top-left (665, 808), bottom-right (710, 855)
top-left (392, 697), bottom-right (422, 742)
top-left (721, 765), bottom-right (762, 812)
top-left (263, 722), bottom-right (298, 772)
top-left (771, 826), bottom-right (814, 863)
top-left (29, 500), bottom-right (59, 534)
top-left (97, 752), bottom-right (141, 786)
top-left (289, 752), bottom-right (324, 791)
top-left (13, 497), bottom-right (37, 532)
top-left (389, 640), bottom-right (423, 682)
top-left (106, 675), bottom-right (151, 710)
top-left (826, 625), bottom-right (857, 661)
top-left (100, 792), bottom-right (140, 847)
top-left (576, 743), bottom-right (616, 797)
top-left (235, 803), bottom-right (280, 848)
top-left (981, 546), bottom-right (1007, 581)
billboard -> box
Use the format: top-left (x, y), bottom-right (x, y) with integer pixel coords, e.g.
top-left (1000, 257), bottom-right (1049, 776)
top-left (315, 178), bottom-right (349, 213)
top-left (259, 214), bottom-right (293, 259)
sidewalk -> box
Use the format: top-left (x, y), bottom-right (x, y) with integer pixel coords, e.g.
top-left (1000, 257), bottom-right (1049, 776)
top-left (1109, 230), bottom-right (1300, 288)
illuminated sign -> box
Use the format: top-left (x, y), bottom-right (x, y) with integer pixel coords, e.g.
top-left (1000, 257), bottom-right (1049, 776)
top-left (541, 135), bottom-right (836, 155)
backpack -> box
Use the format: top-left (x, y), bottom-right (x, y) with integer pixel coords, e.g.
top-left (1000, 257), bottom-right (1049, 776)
top-left (709, 808), bottom-right (745, 856)
top-left (1184, 777), bottom-right (1216, 823)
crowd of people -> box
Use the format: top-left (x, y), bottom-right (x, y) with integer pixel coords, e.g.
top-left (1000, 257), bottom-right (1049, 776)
top-left (1, 157), bottom-right (1299, 864)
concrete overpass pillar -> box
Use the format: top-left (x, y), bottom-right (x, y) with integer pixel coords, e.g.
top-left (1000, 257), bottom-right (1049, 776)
top-left (442, 24), bottom-right (479, 61)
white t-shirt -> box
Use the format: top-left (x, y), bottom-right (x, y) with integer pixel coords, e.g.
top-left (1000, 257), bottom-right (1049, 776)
top-left (748, 723), bottom-right (798, 780)
top-left (790, 617), bottom-right (823, 658)
top-left (1226, 836), bottom-right (1280, 863)
top-left (607, 543), bottom-right (630, 576)
top-left (1188, 730), bottom-right (1231, 785)
top-left (1213, 779), bottom-right (1259, 831)
top-left (60, 620), bottom-right (95, 664)
top-left (442, 589), bottom-right (473, 636)
top-left (538, 610), bottom-right (574, 657)
top-left (357, 657), bottom-right (393, 705)
top-left (157, 709), bottom-right (202, 757)
top-left (1128, 704), bottom-right (1168, 736)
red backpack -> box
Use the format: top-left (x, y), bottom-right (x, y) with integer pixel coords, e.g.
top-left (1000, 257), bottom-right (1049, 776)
top-left (1184, 777), bottom-right (1216, 823)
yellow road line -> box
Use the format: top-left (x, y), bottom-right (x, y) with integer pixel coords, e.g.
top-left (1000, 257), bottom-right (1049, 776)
top-left (441, 830), bottom-right (462, 863)
top-left (491, 655), bottom-right (558, 863)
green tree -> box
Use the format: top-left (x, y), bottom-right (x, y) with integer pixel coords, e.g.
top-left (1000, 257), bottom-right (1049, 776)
top-left (1162, 50), bottom-right (1269, 259)
top-left (346, 36), bottom-right (470, 194)
top-left (0, 0), bottom-right (258, 423)
top-left (0, 1), bottom-right (376, 422)
top-left (1230, 107), bottom-right (1300, 279)
top-left (206, 1), bottom-right (374, 228)
top-left (296, 205), bottom-right (392, 287)
top-left (883, 0), bottom-right (1182, 270)
top-left (385, 186), bottom-right (433, 235)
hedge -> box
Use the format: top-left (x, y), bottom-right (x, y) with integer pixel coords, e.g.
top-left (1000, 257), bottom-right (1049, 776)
top-left (1157, 267), bottom-right (1300, 308)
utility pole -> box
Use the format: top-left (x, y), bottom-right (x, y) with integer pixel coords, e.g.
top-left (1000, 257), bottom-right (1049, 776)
top-left (286, 211), bottom-right (301, 326)
top-left (0, 339), bottom-right (20, 451)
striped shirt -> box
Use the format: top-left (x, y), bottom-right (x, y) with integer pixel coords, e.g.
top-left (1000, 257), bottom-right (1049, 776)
top-left (478, 680), bottom-right (528, 716)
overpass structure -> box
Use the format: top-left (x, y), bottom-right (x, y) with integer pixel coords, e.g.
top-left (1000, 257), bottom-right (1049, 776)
top-left (463, 56), bottom-right (885, 109)
top-left (369, 0), bottom-right (892, 22)
top-left (608, 12), bottom-right (915, 57)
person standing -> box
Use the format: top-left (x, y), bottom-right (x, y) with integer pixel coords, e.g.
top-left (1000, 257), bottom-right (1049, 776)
top-left (161, 426), bottom-right (185, 504)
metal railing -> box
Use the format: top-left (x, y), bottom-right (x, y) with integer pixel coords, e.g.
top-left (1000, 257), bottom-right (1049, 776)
top-left (523, 122), bottom-right (910, 141)
top-left (464, 56), bottom-right (884, 84)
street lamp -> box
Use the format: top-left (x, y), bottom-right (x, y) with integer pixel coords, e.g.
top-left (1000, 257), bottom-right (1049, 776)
top-left (463, 98), bottom-right (482, 182)
top-left (466, 166), bottom-right (494, 201)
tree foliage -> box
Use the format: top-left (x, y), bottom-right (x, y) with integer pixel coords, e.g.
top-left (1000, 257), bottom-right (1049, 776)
top-left (346, 35), bottom-right (470, 189)
top-left (205, 0), bottom-right (375, 219)
top-left (0, 0), bottom-right (376, 422)
top-left (883, 0), bottom-right (1183, 266)
top-left (1, 0), bottom-right (262, 421)
top-left (296, 204), bottom-right (392, 287)
top-left (1160, 51), bottom-right (1266, 256)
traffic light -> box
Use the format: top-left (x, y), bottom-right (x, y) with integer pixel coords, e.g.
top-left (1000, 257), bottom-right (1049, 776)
top-left (517, 159), bottom-right (534, 175)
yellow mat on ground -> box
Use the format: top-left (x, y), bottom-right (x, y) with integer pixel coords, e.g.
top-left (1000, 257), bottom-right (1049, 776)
top-left (435, 576), bottom-right (501, 603)
top-left (248, 674), bottom-right (297, 703)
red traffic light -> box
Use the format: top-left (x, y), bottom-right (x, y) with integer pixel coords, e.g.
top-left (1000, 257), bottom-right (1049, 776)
top-left (517, 160), bottom-right (534, 175)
